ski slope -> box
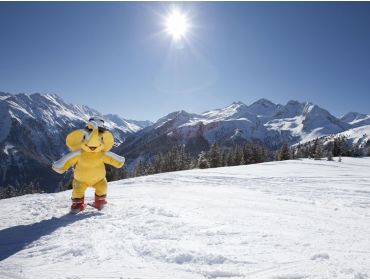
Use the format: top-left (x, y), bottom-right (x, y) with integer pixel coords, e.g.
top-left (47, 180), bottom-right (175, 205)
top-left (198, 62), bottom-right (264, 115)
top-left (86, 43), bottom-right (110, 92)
top-left (1, 158), bottom-right (370, 278)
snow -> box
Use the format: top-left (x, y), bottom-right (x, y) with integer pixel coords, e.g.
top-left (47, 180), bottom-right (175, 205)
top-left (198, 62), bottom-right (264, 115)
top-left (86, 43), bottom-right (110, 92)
top-left (305, 125), bottom-right (370, 150)
top-left (3, 144), bottom-right (15, 156)
top-left (1, 158), bottom-right (370, 278)
top-left (1, 92), bottom-right (147, 138)
top-left (265, 116), bottom-right (304, 137)
top-left (0, 93), bottom-right (11, 101)
top-left (341, 112), bottom-right (370, 127)
top-left (104, 114), bottom-right (144, 133)
top-left (148, 99), bottom-right (353, 146)
top-left (7, 100), bottom-right (35, 121)
top-left (335, 125), bottom-right (370, 148)
top-left (0, 92), bottom-right (149, 163)
top-left (201, 102), bottom-right (250, 124)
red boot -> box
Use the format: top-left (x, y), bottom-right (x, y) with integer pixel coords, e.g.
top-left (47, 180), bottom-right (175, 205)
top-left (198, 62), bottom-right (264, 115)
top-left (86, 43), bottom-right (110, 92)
top-left (70, 197), bottom-right (85, 214)
top-left (94, 194), bottom-right (107, 210)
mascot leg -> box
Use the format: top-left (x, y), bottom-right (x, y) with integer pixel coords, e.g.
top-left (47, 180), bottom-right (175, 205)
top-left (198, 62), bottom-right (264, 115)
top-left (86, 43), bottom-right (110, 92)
top-left (72, 179), bottom-right (88, 198)
top-left (92, 178), bottom-right (108, 210)
top-left (71, 179), bottom-right (88, 213)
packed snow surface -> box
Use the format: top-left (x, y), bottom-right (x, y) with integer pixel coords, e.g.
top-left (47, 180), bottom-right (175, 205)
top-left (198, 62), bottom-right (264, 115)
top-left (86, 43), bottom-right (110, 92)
top-left (1, 158), bottom-right (370, 278)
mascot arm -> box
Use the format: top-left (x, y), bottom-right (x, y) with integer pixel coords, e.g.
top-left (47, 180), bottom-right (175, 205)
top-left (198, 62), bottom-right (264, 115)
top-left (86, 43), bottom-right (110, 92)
top-left (104, 152), bottom-right (125, 168)
top-left (52, 151), bottom-right (81, 174)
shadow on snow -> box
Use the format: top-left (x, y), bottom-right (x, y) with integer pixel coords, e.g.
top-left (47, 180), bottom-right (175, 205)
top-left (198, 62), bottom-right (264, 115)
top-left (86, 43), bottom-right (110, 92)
top-left (0, 212), bottom-right (101, 261)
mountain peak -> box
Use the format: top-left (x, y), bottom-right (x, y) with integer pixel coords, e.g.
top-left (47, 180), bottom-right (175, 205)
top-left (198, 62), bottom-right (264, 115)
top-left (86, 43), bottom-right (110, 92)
top-left (0, 91), bottom-right (11, 100)
top-left (246, 98), bottom-right (278, 117)
top-left (220, 101), bottom-right (248, 112)
top-left (155, 110), bottom-right (195, 127)
top-left (340, 111), bottom-right (370, 126)
top-left (341, 112), bottom-right (366, 122)
top-left (252, 98), bottom-right (275, 107)
top-left (230, 101), bottom-right (246, 106)
top-left (286, 100), bottom-right (303, 106)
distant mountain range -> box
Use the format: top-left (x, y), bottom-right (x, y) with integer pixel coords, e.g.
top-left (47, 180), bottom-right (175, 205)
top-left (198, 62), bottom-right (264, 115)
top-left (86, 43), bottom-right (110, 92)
top-left (117, 98), bottom-right (368, 169)
top-left (0, 92), bottom-right (151, 192)
top-left (1, 91), bottom-right (369, 193)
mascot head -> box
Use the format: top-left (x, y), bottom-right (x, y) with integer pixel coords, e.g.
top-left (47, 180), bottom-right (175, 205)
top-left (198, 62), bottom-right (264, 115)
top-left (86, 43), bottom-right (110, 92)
top-left (66, 117), bottom-right (114, 153)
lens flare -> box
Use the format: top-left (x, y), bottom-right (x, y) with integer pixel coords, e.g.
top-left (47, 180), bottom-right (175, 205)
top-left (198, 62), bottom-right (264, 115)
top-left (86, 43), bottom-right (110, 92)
top-left (165, 9), bottom-right (189, 41)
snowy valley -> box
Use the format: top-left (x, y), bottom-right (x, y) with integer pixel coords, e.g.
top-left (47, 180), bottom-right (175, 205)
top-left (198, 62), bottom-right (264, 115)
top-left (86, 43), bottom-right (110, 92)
top-left (0, 158), bottom-right (369, 278)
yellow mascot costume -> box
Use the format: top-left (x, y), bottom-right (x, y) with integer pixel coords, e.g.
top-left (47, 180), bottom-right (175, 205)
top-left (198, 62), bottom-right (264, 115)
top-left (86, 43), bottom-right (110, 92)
top-left (52, 117), bottom-right (125, 213)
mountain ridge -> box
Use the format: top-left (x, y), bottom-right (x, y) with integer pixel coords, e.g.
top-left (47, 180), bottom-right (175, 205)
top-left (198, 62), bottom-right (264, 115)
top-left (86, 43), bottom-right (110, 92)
top-left (117, 98), bottom-right (366, 171)
top-left (0, 91), bottom-right (152, 193)
top-left (1, 91), bottom-right (369, 193)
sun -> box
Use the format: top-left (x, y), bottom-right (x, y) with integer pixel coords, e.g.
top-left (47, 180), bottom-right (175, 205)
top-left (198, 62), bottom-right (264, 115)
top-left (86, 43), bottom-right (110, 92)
top-left (165, 9), bottom-right (189, 41)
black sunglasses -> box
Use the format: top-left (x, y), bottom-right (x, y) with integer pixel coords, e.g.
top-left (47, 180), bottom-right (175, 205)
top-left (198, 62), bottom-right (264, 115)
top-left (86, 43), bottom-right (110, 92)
top-left (88, 117), bottom-right (105, 123)
top-left (85, 126), bottom-right (106, 133)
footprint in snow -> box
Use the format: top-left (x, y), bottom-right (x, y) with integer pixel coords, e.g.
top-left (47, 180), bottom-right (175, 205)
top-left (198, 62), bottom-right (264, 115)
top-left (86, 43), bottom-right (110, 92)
top-left (310, 253), bottom-right (329, 260)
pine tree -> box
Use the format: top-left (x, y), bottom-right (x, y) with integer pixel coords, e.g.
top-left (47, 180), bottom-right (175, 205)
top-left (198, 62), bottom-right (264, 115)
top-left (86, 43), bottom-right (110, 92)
top-left (314, 139), bottom-right (323, 160)
top-left (240, 151), bottom-right (246, 165)
top-left (278, 143), bottom-right (290, 161)
top-left (295, 144), bottom-right (303, 158)
top-left (351, 143), bottom-right (362, 157)
top-left (327, 151), bottom-right (334, 161)
top-left (209, 142), bottom-right (222, 168)
top-left (333, 138), bottom-right (340, 157)
top-left (243, 144), bottom-right (252, 164)
top-left (179, 144), bottom-right (189, 170)
top-left (310, 139), bottom-right (318, 158)
top-left (197, 151), bottom-right (210, 169)
top-left (226, 151), bottom-right (234, 166)
top-left (333, 136), bottom-right (349, 157)
top-left (221, 151), bottom-right (228, 167)
top-left (147, 159), bottom-right (156, 175)
top-left (134, 160), bottom-right (145, 177)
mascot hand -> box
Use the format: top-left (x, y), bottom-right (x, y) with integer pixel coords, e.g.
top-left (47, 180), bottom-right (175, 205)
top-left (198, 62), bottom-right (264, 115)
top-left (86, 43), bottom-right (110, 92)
top-left (52, 163), bottom-right (65, 174)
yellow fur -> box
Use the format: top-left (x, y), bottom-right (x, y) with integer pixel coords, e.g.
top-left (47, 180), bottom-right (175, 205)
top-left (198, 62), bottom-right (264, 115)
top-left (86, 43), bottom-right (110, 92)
top-left (52, 125), bottom-right (125, 199)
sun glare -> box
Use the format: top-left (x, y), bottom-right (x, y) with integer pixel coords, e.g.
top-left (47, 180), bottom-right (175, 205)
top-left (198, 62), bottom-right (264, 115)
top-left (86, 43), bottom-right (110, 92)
top-left (165, 9), bottom-right (189, 41)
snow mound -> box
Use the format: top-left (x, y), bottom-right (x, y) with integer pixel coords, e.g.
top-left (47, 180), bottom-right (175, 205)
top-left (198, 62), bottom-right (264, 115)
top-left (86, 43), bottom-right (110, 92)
top-left (1, 158), bottom-right (370, 278)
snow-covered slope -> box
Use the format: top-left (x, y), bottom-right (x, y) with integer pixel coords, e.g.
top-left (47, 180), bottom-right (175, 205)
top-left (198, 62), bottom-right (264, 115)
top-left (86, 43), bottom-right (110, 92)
top-left (0, 92), bottom-right (148, 143)
top-left (295, 124), bottom-right (370, 155)
top-left (341, 112), bottom-right (370, 128)
top-left (0, 92), bottom-right (11, 101)
top-left (317, 125), bottom-right (370, 150)
top-left (1, 158), bottom-right (369, 278)
top-left (335, 125), bottom-right (370, 148)
top-left (266, 101), bottom-right (351, 144)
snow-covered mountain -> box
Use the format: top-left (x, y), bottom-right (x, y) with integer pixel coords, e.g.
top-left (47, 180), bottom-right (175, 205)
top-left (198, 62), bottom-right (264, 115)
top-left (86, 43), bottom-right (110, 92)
top-left (294, 113), bottom-right (370, 154)
top-left (300, 125), bottom-right (370, 155)
top-left (0, 92), bottom-right (151, 192)
top-left (1, 93), bottom-right (369, 193)
top-left (158, 99), bottom-right (350, 145)
top-left (334, 125), bottom-right (370, 149)
top-left (118, 99), bottom-right (354, 169)
top-left (341, 112), bottom-right (370, 128)
top-left (1, 158), bottom-right (369, 278)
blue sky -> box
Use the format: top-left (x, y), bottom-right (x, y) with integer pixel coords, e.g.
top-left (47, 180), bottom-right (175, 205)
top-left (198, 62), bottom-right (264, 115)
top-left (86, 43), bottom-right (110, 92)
top-left (0, 2), bottom-right (369, 121)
